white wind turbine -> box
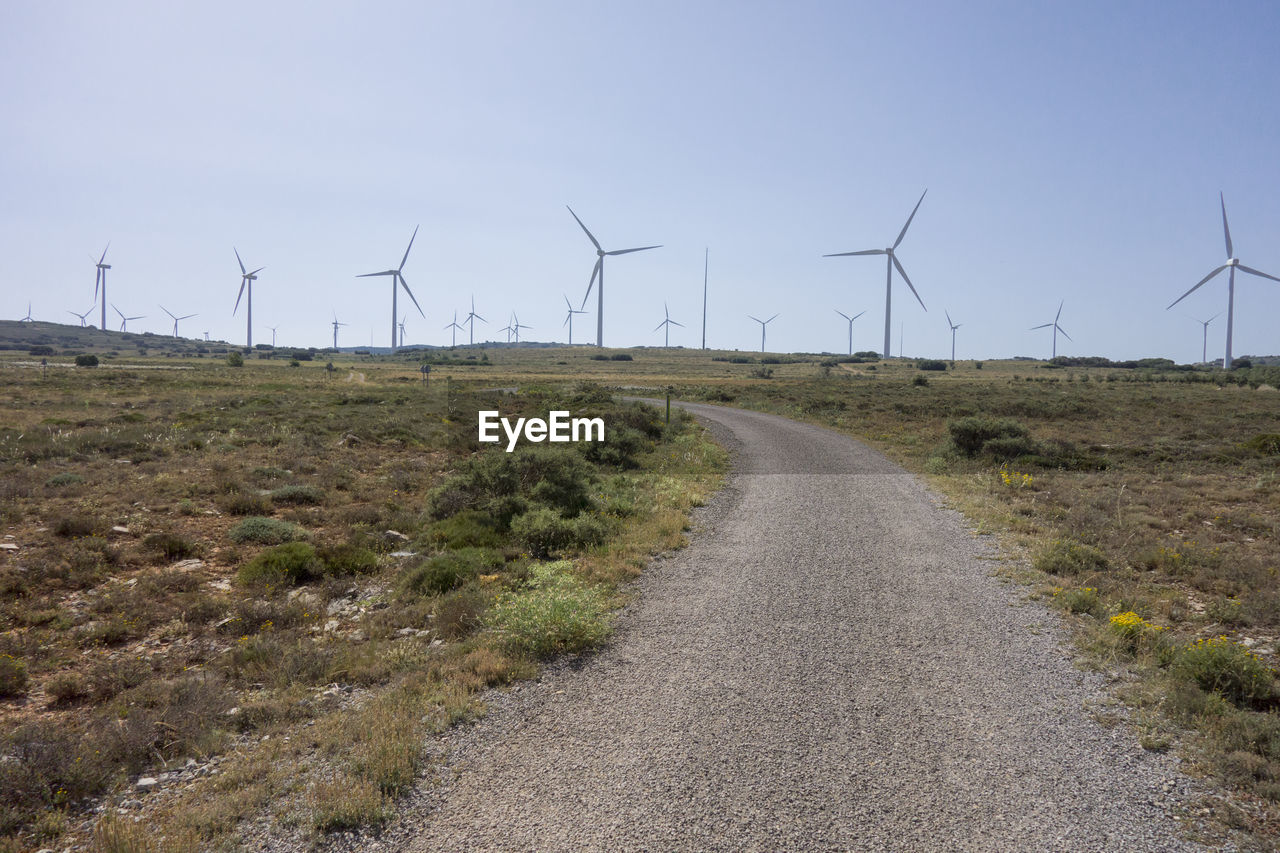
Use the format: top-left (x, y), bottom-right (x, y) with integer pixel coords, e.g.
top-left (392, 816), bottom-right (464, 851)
top-left (331, 314), bottom-right (347, 349)
top-left (398, 315), bottom-right (407, 348)
top-left (463, 295), bottom-right (485, 345)
top-left (1031, 301), bottom-right (1072, 359)
top-left (444, 311), bottom-right (464, 347)
top-left (748, 313), bottom-right (779, 353)
top-left (510, 313), bottom-right (531, 343)
top-left (834, 309), bottom-right (865, 356)
top-left (1167, 193), bottom-right (1280, 369)
top-left (701, 248), bottom-right (709, 350)
top-left (824, 190), bottom-right (928, 359)
top-left (233, 248), bottom-right (264, 348)
top-left (20, 303), bottom-right (34, 323)
top-left (562, 295), bottom-right (587, 345)
top-left (1188, 313), bottom-right (1221, 364)
top-left (567, 206), bottom-right (661, 347)
top-left (945, 310), bottom-right (962, 361)
top-left (68, 306), bottom-right (94, 327)
top-left (357, 226), bottom-right (425, 349)
top-left (654, 302), bottom-right (683, 347)
top-left (92, 244), bottom-right (111, 331)
top-left (267, 325), bottom-right (279, 347)
top-left (112, 304), bottom-right (145, 333)
top-left (160, 305), bottom-right (197, 338)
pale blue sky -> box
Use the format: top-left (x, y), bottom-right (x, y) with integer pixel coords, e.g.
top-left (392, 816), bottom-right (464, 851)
top-left (3, 1), bottom-right (1279, 360)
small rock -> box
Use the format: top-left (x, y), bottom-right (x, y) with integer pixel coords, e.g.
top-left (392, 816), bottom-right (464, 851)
top-left (389, 550), bottom-right (416, 558)
top-left (324, 619), bottom-right (340, 632)
top-left (135, 776), bottom-right (159, 792)
top-left (111, 525), bottom-right (130, 534)
top-left (172, 558), bottom-right (204, 571)
top-left (385, 530), bottom-right (410, 541)
top-left (0, 543), bottom-right (18, 551)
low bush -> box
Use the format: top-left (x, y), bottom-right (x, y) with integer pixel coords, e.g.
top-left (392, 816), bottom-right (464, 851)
top-left (510, 507), bottom-right (609, 558)
top-left (142, 531), bottom-right (201, 562)
top-left (74, 353), bottom-right (99, 367)
top-left (228, 516), bottom-right (306, 545)
top-left (1245, 433), bottom-right (1280, 456)
top-left (948, 417), bottom-right (1031, 457)
top-left (53, 514), bottom-right (102, 538)
top-left (917, 359), bottom-right (947, 371)
top-left (220, 492), bottom-right (271, 516)
top-left (421, 511), bottom-right (503, 549)
top-left (44, 473), bottom-right (84, 488)
top-left (0, 654), bottom-right (28, 698)
top-left (486, 561), bottom-right (610, 658)
top-left (1033, 539), bottom-right (1108, 576)
top-left (226, 351), bottom-right (244, 367)
top-left (1177, 637), bottom-right (1276, 710)
top-left (318, 543), bottom-right (379, 575)
top-left (236, 542), bottom-right (322, 587)
top-left (397, 548), bottom-right (504, 598)
top-left (1054, 586), bottom-right (1102, 615)
top-left (270, 484), bottom-right (325, 506)
top-left (428, 446), bottom-right (596, 525)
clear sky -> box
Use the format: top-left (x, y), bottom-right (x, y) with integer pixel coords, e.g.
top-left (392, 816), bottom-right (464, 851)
top-left (3, 1), bottom-right (1279, 361)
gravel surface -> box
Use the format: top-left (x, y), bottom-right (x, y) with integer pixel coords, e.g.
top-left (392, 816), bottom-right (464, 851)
top-left (362, 403), bottom-right (1208, 852)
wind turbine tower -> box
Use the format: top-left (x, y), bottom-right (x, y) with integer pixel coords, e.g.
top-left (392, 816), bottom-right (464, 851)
top-left (748, 313), bottom-right (778, 353)
top-left (1167, 193), bottom-right (1280, 369)
top-left (93, 245), bottom-right (111, 330)
top-left (233, 249), bottom-right (264, 348)
top-left (701, 248), bottom-right (709, 350)
top-left (824, 190), bottom-right (929, 359)
top-left (331, 315), bottom-right (347, 349)
top-left (567, 206), bottom-right (661, 347)
top-left (835, 309), bottom-right (865, 356)
top-left (654, 302), bottom-right (684, 347)
top-left (357, 226), bottom-right (425, 349)
top-left (444, 311), bottom-right (464, 347)
top-left (945, 310), bottom-right (962, 361)
top-left (464, 296), bottom-right (485, 345)
top-left (1191, 314), bottom-right (1221, 364)
top-left (562, 295), bottom-right (587, 345)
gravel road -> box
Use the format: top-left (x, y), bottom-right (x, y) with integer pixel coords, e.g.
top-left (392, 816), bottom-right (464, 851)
top-left (377, 402), bottom-right (1206, 852)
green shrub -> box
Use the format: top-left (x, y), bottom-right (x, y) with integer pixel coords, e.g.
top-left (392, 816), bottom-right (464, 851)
top-left (486, 561), bottom-right (610, 658)
top-left (226, 351), bottom-right (244, 367)
top-left (142, 532), bottom-right (201, 562)
top-left (1178, 637), bottom-right (1276, 710)
top-left (236, 542), bottom-right (322, 587)
top-left (318, 543), bottom-right (378, 575)
top-left (510, 507), bottom-right (608, 558)
top-left (982, 435), bottom-right (1039, 460)
top-left (397, 548), bottom-right (503, 598)
top-left (1033, 539), bottom-right (1108, 576)
top-left (1245, 433), bottom-right (1280, 456)
top-left (54, 514), bottom-right (102, 538)
top-left (228, 516), bottom-right (306, 545)
top-left (270, 484), bottom-right (324, 506)
top-left (610, 353), bottom-right (633, 361)
top-left (44, 473), bottom-right (84, 488)
top-left (947, 417), bottom-right (1031, 457)
top-left (911, 374), bottom-right (929, 387)
top-left (421, 511), bottom-right (504, 549)
top-left (917, 359), bottom-right (947, 371)
top-left (428, 446), bottom-right (595, 525)
top-left (220, 492), bottom-right (271, 515)
top-left (0, 654), bottom-right (28, 698)
top-left (74, 353), bottom-right (99, 367)
top-left (1054, 586), bottom-right (1102, 615)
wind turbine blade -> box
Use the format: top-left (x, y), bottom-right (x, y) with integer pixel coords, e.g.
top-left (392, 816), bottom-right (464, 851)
top-left (670, 320), bottom-right (684, 327)
top-left (892, 255), bottom-right (927, 310)
top-left (653, 320), bottom-right (666, 332)
top-left (1237, 264), bottom-right (1280, 284)
top-left (162, 306), bottom-right (176, 319)
top-left (748, 315), bottom-right (762, 324)
top-left (581, 257), bottom-right (602, 310)
top-left (945, 310), bottom-right (953, 328)
top-left (766, 313), bottom-right (779, 324)
top-left (566, 206), bottom-right (602, 252)
top-left (851, 311), bottom-right (865, 321)
top-left (835, 310), bottom-right (851, 321)
top-left (112, 304), bottom-right (124, 319)
top-left (474, 314), bottom-right (486, 324)
top-left (893, 188), bottom-right (928, 250)
top-left (1030, 323), bottom-right (1053, 330)
top-left (606, 245), bottom-right (661, 256)
top-left (564, 294), bottom-right (573, 310)
top-left (93, 268), bottom-right (101, 302)
top-left (1166, 265), bottom-right (1228, 308)
top-left (357, 270), bottom-right (397, 278)
top-left (399, 225), bottom-right (419, 271)
top-left (249, 267), bottom-right (265, 276)
top-left (99, 243), bottom-right (110, 265)
top-left (1220, 192), bottom-right (1233, 258)
top-left (1057, 325), bottom-right (1074, 342)
top-left (233, 282), bottom-right (247, 315)
top-left (398, 275), bottom-right (426, 317)
top-left (234, 247), bottom-right (246, 276)
top-left (1054, 300), bottom-right (1063, 323)
top-left (564, 314), bottom-right (572, 328)
top-left (824, 249), bottom-right (886, 257)
top-left (179, 313), bottom-right (197, 320)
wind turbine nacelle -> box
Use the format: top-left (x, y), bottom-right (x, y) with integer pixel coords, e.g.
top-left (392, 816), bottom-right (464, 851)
top-left (99, 264), bottom-right (112, 270)
top-left (1226, 258), bottom-right (1239, 266)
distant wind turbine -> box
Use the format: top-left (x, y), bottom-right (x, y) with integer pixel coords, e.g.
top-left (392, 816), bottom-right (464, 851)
top-left (331, 314), bottom-right (347, 349)
top-left (398, 316), bottom-right (407, 348)
top-left (701, 248), bottom-right (709, 350)
top-left (945, 310), bottom-right (962, 361)
top-left (1189, 313), bottom-right (1221, 365)
top-left (567, 206), bottom-right (661, 347)
top-left (112, 304), bottom-right (144, 333)
top-left (500, 317), bottom-right (514, 343)
top-left (444, 311), bottom-right (464, 347)
top-left (267, 325), bottom-right (279, 347)
top-left (1031, 301), bottom-right (1072, 359)
top-left (562, 295), bottom-right (587, 345)
top-left (463, 296), bottom-right (485, 345)
top-left (68, 306), bottom-right (94, 327)
top-left (20, 303), bottom-right (34, 323)
top-left (357, 225), bottom-right (425, 349)
top-left (93, 244), bottom-right (111, 330)
top-left (748, 313), bottom-right (779, 353)
top-left (160, 305), bottom-right (196, 338)
top-left (824, 189), bottom-right (928, 359)
top-left (835, 309), bottom-right (865, 356)
top-left (510, 313), bottom-right (531, 343)
top-left (654, 302), bottom-right (683, 347)
top-left (1167, 193), bottom-right (1280, 369)
top-left (233, 248), bottom-right (264, 348)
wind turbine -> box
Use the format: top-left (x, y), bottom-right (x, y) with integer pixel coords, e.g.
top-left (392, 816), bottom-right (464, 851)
top-left (654, 302), bottom-right (684, 347)
top-left (824, 190), bottom-right (929, 359)
top-left (567, 206), bottom-right (661, 347)
top-left (1167, 193), bottom-right (1280, 369)
top-left (267, 325), bottom-right (279, 347)
top-left (748, 313), bottom-right (779, 353)
top-left (92, 244), bottom-right (111, 331)
top-left (562, 295), bottom-right (587, 345)
top-left (112, 304), bottom-right (145, 333)
top-left (701, 248), bottom-right (709, 350)
top-left (510, 313), bottom-right (531, 344)
top-left (357, 225), bottom-right (425, 349)
top-left (1188, 313), bottom-right (1221, 364)
top-left (68, 306), bottom-right (94, 327)
top-left (233, 248), bottom-right (264, 348)
top-left (398, 315), bottom-right (407, 348)
top-left (834, 309), bottom-right (865, 356)
top-left (160, 305), bottom-right (196, 338)
top-left (945, 310), bottom-right (962, 361)
top-left (1030, 301), bottom-right (1072, 359)
top-left (20, 303), bottom-right (34, 323)
top-left (500, 319), bottom-right (514, 343)
top-left (444, 311), bottom-right (464, 347)
top-left (464, 296), bottom-right (486, 345)
top-left (331, 314), bottom-right (347, 349)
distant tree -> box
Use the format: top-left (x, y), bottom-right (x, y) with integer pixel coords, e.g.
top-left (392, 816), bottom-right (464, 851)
top-left (226, 351), bottom-right (244, 367)
top-left (74, 353), bottom-right (99, 367)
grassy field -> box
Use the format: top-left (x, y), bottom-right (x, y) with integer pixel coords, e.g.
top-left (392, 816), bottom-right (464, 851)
top-left (2, 328), bottom-right (1280, 848)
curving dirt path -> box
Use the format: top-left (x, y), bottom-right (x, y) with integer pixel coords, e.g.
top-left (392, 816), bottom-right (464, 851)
top-left (380, 403), bottom-right (1204, 852)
